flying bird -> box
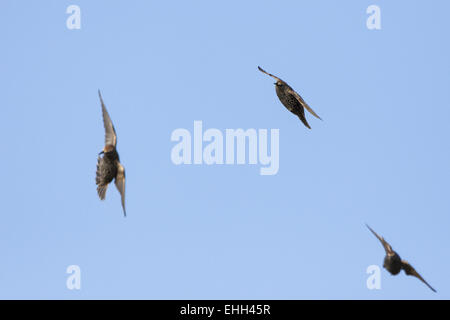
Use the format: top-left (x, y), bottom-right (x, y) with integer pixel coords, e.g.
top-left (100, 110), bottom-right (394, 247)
top-left (258, 66), bottom-right (321, 129)
top-left (96, 90), bottom-right (126, 216)
top-left (366, 224), bottom-right (435, 292)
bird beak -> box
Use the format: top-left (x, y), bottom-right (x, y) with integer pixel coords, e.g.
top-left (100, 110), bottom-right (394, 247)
top-left (99, 151), bottom-right (104, 155)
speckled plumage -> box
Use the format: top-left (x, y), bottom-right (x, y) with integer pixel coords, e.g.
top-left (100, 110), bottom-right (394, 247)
top-left (258, 66), bottom-right (322, 129)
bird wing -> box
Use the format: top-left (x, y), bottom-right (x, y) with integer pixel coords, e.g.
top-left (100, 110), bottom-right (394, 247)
top-left (286, 87), bottom-right (322, 120)
top-left (401, 260), bottom-right (436, 292)
top-left (98, 90), bottom-right (117, 147)
top-left (366, 224), bottom-right (394, 255)
top-left (115, 162), bottom-right (126, 217)
top-left (257, 66), bottom-right (282, 82)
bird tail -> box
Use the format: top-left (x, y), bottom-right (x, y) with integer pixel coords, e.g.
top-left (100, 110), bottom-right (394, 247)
top-left (297, 114), bottom-right (311, 129)
top-left (97, 184), bottom-right (108, 200)
top-left (96, 156), bottom-right (109, 200)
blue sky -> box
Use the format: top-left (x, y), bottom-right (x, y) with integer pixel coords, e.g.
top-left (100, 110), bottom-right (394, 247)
top-left (1, 0), bottom-right (449, 299)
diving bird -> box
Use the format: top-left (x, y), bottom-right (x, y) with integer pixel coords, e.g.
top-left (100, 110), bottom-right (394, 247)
top-left (258, 66), bottom-right (322, 129)
top-left (96, 90), bottom-right (126, 216)
top-left (366, 224), bottom-right (435, 292)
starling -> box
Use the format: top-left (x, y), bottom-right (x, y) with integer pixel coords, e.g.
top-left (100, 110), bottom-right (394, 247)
top-left (258, 66), bottom-right (321, 129)
top-left (366, 224), bottom-right (436, 292)
top-left (96, 90), bottom-right (126, 216)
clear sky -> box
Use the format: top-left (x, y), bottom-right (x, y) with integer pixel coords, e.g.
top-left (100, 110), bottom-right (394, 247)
top-left (1, 0), bottom-right (449, 299)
